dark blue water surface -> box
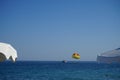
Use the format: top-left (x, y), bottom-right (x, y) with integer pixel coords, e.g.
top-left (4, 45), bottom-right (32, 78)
top-left (0, 61), bottom-right (120, 80)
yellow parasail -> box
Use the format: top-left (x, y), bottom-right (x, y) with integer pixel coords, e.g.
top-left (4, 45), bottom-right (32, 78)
top-left (72, 52), bottom-right (80, 59)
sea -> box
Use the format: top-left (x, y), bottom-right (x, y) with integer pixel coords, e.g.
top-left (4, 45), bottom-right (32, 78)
top-left (0, 61), bottom-right (120, 80)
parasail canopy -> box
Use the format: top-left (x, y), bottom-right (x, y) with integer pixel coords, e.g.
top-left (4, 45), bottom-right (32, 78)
top-left (72, 52), bottom-right (80, 59)
top-left (0, 42), bottom-right (17, 62)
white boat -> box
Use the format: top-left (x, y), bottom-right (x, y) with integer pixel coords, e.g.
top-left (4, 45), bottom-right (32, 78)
top-left (97, 48), bottom-right (120, 63)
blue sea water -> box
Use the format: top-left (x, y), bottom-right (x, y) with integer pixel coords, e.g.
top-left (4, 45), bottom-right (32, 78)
top-left (0, 61), bottom-right (120, 80)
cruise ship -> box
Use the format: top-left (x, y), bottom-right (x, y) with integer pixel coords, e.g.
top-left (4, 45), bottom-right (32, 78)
top-left (97, 48), bottom-right (120, 63)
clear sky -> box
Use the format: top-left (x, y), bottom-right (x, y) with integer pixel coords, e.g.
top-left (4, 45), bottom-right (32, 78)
top-left (0, 0), bottom-right (120, 61)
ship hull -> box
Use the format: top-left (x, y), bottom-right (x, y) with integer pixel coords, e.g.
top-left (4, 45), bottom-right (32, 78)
top-left (97, 56), bottom-right (120, 63)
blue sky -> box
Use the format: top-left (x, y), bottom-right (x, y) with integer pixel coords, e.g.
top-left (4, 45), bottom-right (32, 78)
top-left (0, 0), bottom-right (120, 61)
